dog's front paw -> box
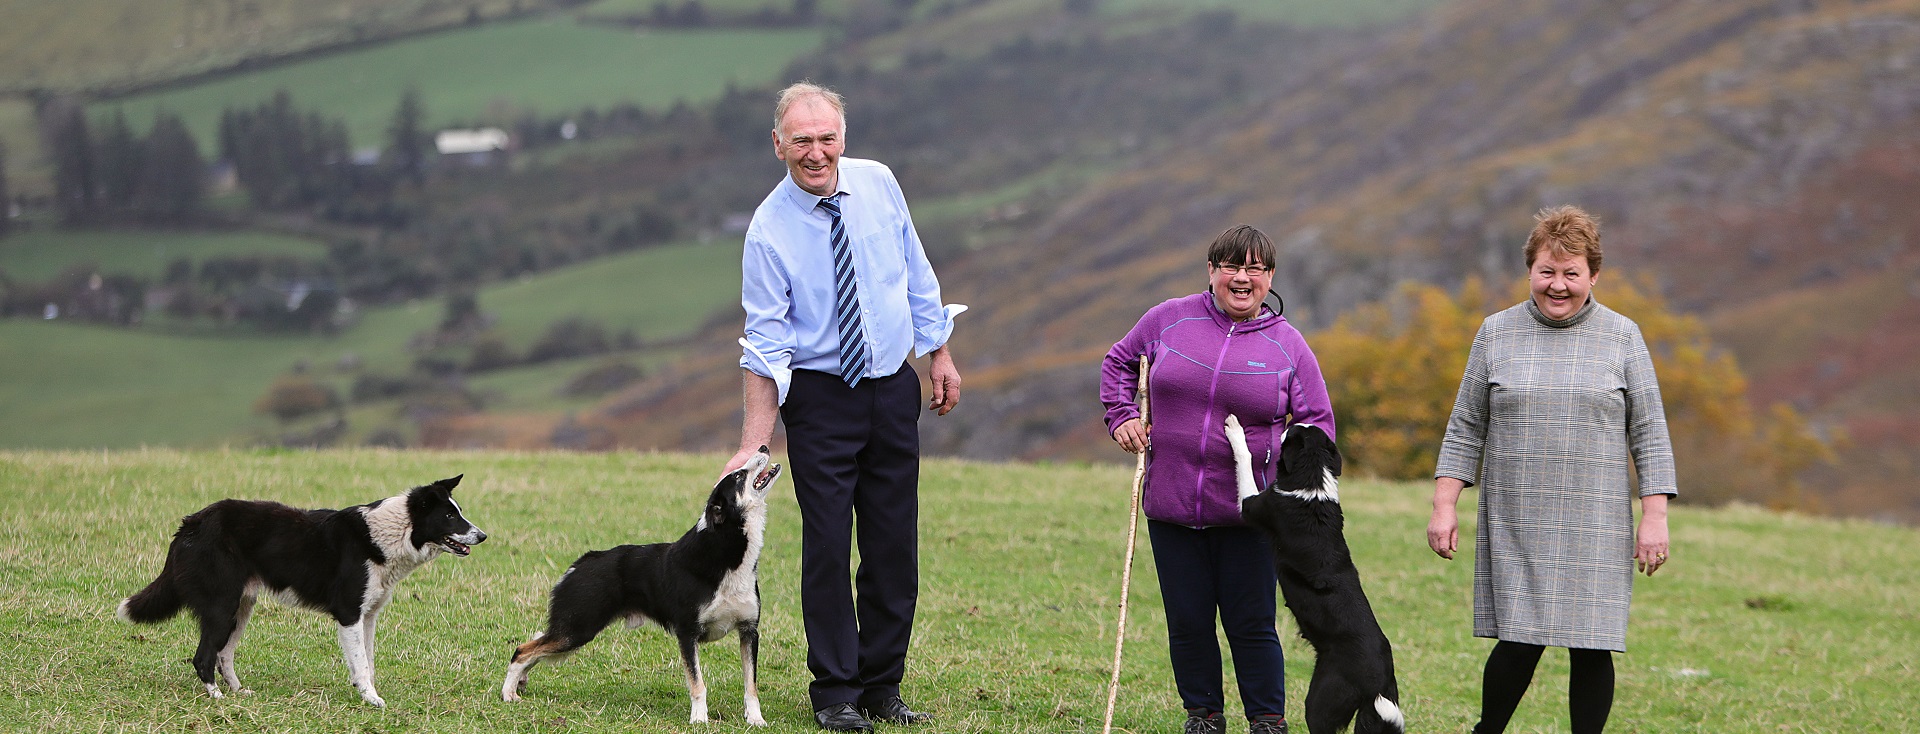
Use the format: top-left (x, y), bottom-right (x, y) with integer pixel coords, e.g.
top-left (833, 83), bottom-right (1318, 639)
top-left (746, 700), bottom-right (767, 727)
top-left (205, 684), bottom-right (225, 700)
top-left (1223, 414), bottom-right (1249, 454)
top-left (361, 690), bottom-right (387, 708)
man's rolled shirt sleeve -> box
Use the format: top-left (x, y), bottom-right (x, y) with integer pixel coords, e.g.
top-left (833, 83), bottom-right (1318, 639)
top-left (740, 234), bottom-right (798, 404)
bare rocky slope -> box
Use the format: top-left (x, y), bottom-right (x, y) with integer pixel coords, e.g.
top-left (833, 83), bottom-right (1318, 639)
top-left (537, 0), bottom-right (1920, 522)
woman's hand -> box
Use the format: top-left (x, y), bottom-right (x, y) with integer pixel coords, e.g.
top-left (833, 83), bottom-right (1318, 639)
top-left (1112, 417), bottom-right (1149, 455)
top-left (1636, 494), bottom-right (1672, 576)
top-left (1428, 477), bottom-right (1467, 560)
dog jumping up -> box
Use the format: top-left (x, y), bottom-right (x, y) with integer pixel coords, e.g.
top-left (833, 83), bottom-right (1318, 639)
top-left (118, 475), bottom-right (487, 707)
top-left (502, 446), bottom-right (782, 726)
top-left (1225, 415), bottom-right (1405, 734)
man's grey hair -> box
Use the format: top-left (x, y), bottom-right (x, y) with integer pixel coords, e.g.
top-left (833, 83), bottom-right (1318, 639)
top-left (773, 81), bottom-right (846, 137)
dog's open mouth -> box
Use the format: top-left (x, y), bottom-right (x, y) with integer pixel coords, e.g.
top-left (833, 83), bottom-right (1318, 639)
top-left (439, 537), bottom-right (473, 556)
top-left (753, 464), bottom-right (782, 491)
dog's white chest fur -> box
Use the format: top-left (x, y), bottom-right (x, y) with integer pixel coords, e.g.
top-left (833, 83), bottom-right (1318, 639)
top-left (696, 503), bottom-right (765, 641)
top-left (358, 498), bottom-right (433, 606)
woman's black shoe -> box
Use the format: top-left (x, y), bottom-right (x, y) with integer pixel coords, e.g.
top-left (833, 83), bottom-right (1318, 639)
top-left (1185, 709), bottom-right (1226, 734)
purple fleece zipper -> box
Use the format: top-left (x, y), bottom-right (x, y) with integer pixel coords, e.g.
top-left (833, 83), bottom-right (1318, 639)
top-left (1194, 321), bottom-right (1236, 523)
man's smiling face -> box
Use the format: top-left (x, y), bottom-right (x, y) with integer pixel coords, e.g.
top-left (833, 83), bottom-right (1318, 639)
top-left (773, 96), bottom-right (844, 197)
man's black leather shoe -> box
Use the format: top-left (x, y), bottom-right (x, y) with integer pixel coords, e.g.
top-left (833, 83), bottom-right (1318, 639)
top-left (816, 703), bottom-right (874, 732)
top-left (861, 696), bottom-right (934, 725)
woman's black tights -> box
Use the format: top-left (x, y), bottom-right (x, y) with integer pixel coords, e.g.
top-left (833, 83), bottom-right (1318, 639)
top-left (1472, 641), bottom-right (1614, 734)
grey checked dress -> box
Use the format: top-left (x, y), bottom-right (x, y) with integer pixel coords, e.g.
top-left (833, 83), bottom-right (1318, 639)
top-left (1435, 298), bottom-right (1677, 652)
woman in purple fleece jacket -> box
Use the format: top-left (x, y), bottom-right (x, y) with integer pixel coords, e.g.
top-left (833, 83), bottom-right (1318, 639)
top-left (1101, 225), bottom-right (1336, 734)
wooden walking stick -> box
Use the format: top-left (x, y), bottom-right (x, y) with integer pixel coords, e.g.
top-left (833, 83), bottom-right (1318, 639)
top-left (1102, 354), bottom-right (1150, 734)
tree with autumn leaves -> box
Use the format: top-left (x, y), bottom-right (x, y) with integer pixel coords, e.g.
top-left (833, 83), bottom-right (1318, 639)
top-left (1312, 276), bottom-right (1837, 511)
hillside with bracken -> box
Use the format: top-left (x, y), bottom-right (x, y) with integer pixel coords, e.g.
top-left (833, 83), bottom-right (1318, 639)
top-left (438, 0), bottom-right (1920, 522)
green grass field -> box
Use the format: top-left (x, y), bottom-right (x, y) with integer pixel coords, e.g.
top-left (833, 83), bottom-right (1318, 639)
top-left (581, 0), bottom-right (855, 18)
top-left (0, 0), bottom-right (574, 93)
top-left (0, 229), bottom-right (328, 282)
top-left (0, 238), bottom-right (741, 450)
top-left (1102, 0), bottom-right (1447, 26)
top-left (1, 450), bottom-right (1914, 732)
top-left (98, 18), bottom-right (824, 151)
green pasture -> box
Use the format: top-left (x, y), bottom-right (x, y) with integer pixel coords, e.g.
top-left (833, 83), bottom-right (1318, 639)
top-left (0, 97), bottom-right (47, 194)
top-left (98, 18), bottom-right (824, 151)
top-left (1, 450), bottom-right (1915, 732)
top-left (1103, 0), bottom-right (1447, 26)
top-left (0, 229), bottom-right (328, 282)
top-left (0, 238), bottom-right (740, 450)
top-left (473, 239), bottom-right (741, 349)
top-left (0, 0), bottom-right (573, 93)
top-left (581, 0), bottom-right (854, 18)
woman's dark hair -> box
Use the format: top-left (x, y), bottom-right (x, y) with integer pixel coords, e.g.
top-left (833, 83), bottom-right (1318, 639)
top-left (1205, 224), bottom-right (1284, 315)
top-left (1206, 224), bottom-right (1277, 268)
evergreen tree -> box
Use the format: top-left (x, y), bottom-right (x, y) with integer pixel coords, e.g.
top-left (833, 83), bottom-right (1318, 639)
top-left (0, 141), bottom-right (11, 238)
top-left (96, 109), bottom-right (143, 211)
top-left (44, 98), bottom-right (97, 223)
top-left (136, 111), bottom-right (206, 222)
top-left (220, 90), bottom-right (353, 209)
top-left (388, 86), bottom-right (427, 187)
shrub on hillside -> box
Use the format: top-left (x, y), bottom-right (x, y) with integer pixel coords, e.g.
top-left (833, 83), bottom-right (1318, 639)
top-left (1312, 276), bottom-right (1835, 509)
top-left (253, 375), bottom-right (341, 424)
top-left (350, 372), bottom-right (439, 403)
top-left (465, 335), bottom-right (520, 373)
top-left (526, 317), bottom-right (611, 364)
top-left (560, 360), bottom-right (644, 397)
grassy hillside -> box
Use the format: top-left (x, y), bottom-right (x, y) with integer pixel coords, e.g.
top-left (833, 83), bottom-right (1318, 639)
top-left (1, 449), bottom-right (1915, 732)
top-left (0, 0), bottom-right (581, 94)
top-left (0, 229), bottom-right (328, 282)
top-left (97, 18), bottom-right (824, 150)
top-left (1102, 0), bottom-right (1443, 25)
top-left (771, 0), bottom-right (1920, 522)
top-left (0, 239), bottom-right (740, 450)
top-left (581, 0), bottom-right (855, 17)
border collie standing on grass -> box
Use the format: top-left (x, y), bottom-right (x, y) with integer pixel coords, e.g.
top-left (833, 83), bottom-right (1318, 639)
top-left (501, 446), bottom-right (783, 726)
top-left (1225, 415), bottom-right (1406, 734)
top-left (117, 475), bottom-right (487, 707)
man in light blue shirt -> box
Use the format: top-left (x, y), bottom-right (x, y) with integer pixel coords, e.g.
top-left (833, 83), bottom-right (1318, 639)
top-left (722, 82), bottom-right (962, 733)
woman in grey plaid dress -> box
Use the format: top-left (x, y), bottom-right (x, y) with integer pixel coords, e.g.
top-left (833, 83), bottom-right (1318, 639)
top-left (1427, 206), bottom-right (1676, 734)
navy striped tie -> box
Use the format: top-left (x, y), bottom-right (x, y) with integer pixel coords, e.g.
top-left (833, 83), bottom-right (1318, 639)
top-left (818, 195), bottom-right (869, 386)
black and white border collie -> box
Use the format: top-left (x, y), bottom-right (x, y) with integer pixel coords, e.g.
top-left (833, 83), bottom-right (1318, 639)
top-left (117, 475), bottom-right (487, 707)
top-left (1225, 415), bottom-right (1405, 734)
top-left (502, 446), bottom-right (782, 726)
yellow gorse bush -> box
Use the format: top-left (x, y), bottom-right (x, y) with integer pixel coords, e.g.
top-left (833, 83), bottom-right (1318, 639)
top-left (1313, 275), bottom-right (1835, 508)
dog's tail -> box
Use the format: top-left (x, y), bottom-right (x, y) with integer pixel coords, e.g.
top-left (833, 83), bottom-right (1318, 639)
top-left (118, 564), bottom-right (183, 624)
top-left (1369, 695), bottom-right (1406, 733)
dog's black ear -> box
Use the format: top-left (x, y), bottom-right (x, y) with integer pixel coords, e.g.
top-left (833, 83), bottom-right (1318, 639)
top-left (706, 501), bottom-right (728, 528)
top-left (432, 474), bottom-right (463, 492)
top-left (1327, 443), bottom-right (1343, 478)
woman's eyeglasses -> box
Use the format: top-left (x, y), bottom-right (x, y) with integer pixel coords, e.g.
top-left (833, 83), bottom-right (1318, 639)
top-left (1213, 263), bottom-right (1271, 276)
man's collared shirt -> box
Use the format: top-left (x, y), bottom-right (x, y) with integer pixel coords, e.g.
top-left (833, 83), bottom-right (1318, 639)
top-left (740, 157), bottom-right (964, 404)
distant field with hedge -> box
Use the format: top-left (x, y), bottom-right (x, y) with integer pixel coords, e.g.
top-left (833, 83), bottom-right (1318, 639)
top-left (98, 18), bottom-right (824, 149)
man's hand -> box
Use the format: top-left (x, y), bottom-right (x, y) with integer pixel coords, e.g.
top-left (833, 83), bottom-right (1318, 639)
top-left (724, 370), bottom-right (779, 479)
top-left (721, 448), bottom-right (759, 477)
top-left (927, 346), bottom-right (961, 415)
